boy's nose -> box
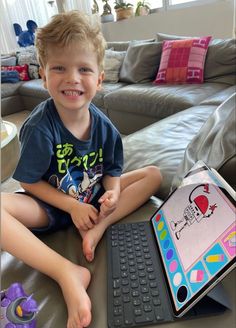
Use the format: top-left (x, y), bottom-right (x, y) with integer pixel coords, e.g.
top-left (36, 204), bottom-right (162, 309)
top-left (65, 70), bottom-right (80, 83)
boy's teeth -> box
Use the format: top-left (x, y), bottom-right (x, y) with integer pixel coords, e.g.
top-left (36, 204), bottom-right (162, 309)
top-left (64, 90), bottom-right (82, 96)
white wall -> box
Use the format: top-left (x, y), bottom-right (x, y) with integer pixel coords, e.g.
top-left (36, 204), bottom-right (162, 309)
top-left (102, 0), bottom-right (235, 41)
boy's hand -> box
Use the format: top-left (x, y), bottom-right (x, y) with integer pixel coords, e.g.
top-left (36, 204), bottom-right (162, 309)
top-left (70, 202), bottom-right (99, 231)
top-left (98, 190), bottom-right (120, 219)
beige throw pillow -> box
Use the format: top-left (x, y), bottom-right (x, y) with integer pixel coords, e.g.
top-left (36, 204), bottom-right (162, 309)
top-left (104, 49), bottom-right (126, 83)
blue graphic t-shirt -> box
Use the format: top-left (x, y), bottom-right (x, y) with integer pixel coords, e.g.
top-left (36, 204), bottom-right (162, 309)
top-left (13, 99), bottom-right (123, 204)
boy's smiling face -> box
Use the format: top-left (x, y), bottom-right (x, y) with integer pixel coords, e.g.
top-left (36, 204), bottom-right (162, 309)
top-left (40, 42), bottom-right (104, 114)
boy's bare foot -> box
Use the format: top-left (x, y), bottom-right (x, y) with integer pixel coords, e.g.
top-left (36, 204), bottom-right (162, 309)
top-left (57, 262), bottom-right (92, 327)
top-left (79, 222), bottom-right (107, 262)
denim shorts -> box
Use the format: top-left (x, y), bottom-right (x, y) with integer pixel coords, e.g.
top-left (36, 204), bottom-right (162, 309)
top-left (16, 183), bottom-right (105, 235)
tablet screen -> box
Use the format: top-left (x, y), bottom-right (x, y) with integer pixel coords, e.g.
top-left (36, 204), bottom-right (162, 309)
top-left (151, 162), bottom-right (236, 317)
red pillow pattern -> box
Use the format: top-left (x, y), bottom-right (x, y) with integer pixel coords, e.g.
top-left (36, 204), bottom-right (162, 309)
top-left (154, 36), bottom-right (212, 84)
top-left (1, 64), bottom-right (30, 81)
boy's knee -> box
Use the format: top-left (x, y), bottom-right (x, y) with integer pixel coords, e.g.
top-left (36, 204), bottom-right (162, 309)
top-left (1, 192), bottom-right (8, 207)
top-left (145, 165), bottom-right (162, 182)
top-left (1, 192), bottom-right (14, 211)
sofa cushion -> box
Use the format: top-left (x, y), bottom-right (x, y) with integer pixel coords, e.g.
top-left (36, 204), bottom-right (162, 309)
top-left (105, 82), bottom-right (226, 124)
top-left (204, 38), bottom-right (236, 85)
top-left (199, 85), bottom-right (236, 106)
top-left (106, 41), bottom-right (130, 51)
top-left (18, 79), bottom-right (49, 98)
top-left (93, 81), bottom-right (128, 114)
top-left (122, 104), bottom-right (217, 200)
top-left (1, 55), bottom-right (17, 66)
top-left (154, 37), bottom-right (211, 84)
top-left (119, 42), bottom-right (162, 83)
top-left (172, 93), bottom-right (236, 191)
top-left (1, 81), bottom-right (24, 98)
top-left (106, 39), bottom-right (155, 52)
top-left (104, 49), bottom-right (126, 83)
top-left (156, 32), bottom-right (198, 41)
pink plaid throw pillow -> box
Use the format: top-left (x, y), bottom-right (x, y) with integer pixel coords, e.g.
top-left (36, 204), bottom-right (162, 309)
top-left (154, 36), bottom-right (212, 84)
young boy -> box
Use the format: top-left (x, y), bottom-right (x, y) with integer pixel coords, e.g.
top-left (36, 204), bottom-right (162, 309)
top-left (1, 11), bottom-right (162, 328)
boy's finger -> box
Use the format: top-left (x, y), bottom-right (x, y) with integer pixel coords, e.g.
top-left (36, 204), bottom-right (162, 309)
top-left (90, 210), bottom-right (99, 223)
top-left (84, 218), bottom-right (94, 229)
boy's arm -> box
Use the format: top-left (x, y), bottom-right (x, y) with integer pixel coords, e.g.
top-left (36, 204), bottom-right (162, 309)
top-left (20, 180), bottom-right (99, 230)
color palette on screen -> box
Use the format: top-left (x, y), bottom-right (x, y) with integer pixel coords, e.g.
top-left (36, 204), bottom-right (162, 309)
top-left (152, 210), bottom-right (191, 307)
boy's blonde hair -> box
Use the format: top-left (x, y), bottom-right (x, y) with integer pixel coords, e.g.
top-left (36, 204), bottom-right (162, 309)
top-left (35, 11), bottom-right (106, 71)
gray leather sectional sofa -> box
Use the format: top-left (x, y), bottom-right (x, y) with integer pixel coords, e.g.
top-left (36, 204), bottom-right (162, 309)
top-left (1, 37), bottom-right (236, 134)
top-left (1, 35), bottom-right (236, 328)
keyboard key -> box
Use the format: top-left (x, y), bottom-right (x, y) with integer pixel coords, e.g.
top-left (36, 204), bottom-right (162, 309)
top-left (114, 317), bottom-right (122, 326)
top-left (133, 298), bottom-right (141, 306)
top-left (122, 279), bottom-right (129, 286)
top-left (131, 281), bottom-right (139, 288)
top-left (112, 246), bottom-right (120, 279)
top-left (153, 298), bottom-right (161, 306)
top-left (142, 296), bottom-right (150, 302)
top-left (130, 274), bottom-right (137, 281)
top-left (123, 295), bottom-right (130, 303)
top-left (132, 290), bottom-right (139, 297)
top-left (144, 304), bottom-right (152, 312)
top-left (150, 281), bottom-right (157, 288)
top-left (124, 302), bottom-right (133, 326)
top-left (134, 308), bottom-right (142, 316)
top-left (154, 306), bottom-right (164, 321)
top-left (141, 286), bottom-right (149, 293)
top-left (148, 274), bottom-right (156, 280)
top-left (151, 290), bottom-right (159, 297)
top-left (113, 289), bottom-right (121, 297)
top-left (114, 297), bottom-right (121, 306)
top-left (122, 287), bottom-right (130, 294)
top-left (135, 312), bottom-right (154, 324)
top-left (114, 306), bottom-right (122, 316)
top-left (121, 271), bottom-right (128, 278)
top-left (113, 279), bottom-right (121, 288)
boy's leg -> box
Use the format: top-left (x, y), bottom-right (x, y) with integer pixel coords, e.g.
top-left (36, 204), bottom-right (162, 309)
top-left (81, 166), bottom-right (162, 261)
top-left (1, 193), bottom-right (91, 328)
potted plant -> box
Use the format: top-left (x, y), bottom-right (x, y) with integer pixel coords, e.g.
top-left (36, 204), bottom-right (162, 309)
top-left (101, 0), bottom-right (114, 22)
top-left (135, 1), bottom-right (150, 16)
top-left (114, 1), bottom-right (134, 21)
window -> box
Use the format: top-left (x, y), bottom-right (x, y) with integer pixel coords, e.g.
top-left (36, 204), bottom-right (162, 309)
top-left (170, 0), bottom-right (198, 4)
top-left (96, 0), bottom-right (215, 16)
top-left (96, 0), bottom-right (163, 16)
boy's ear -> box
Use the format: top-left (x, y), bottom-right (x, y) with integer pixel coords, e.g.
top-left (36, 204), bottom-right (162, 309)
top-left (97, 71), bottom-right (104, 90)
top-left (39, 67), bottom-right (47, 89)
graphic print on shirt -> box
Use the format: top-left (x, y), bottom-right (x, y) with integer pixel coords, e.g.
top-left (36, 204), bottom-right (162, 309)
top-left (48, 142), bottom-right (103, 203)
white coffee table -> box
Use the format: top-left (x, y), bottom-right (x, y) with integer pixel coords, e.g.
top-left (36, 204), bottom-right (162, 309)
top-left (1, 120), bottom-right (20, 182)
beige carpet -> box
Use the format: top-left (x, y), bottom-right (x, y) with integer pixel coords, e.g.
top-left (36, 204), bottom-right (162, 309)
top-left (2, 110), bottom-right (30, 192)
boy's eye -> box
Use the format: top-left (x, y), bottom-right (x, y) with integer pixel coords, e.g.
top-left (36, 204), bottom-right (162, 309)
top-left (79, 67), bottom-right (92, 73)
top-left (52, 66), bottom-right (64, 71)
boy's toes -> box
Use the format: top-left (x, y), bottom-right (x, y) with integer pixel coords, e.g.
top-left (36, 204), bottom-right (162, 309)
top-left (82, 237), bottom-right (95, 262)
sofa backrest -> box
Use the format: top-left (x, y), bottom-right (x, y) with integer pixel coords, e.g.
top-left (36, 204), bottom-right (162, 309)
top-left (171, 93), bottom-right (236, 191)
top-left (108, 35), bottom-right (236, 85)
